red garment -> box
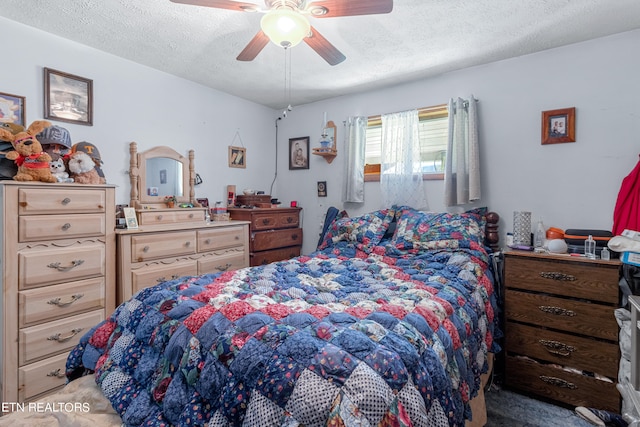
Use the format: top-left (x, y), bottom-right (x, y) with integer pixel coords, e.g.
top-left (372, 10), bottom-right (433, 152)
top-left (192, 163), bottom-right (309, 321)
top-left (613, 156), bottom-right (640, 235)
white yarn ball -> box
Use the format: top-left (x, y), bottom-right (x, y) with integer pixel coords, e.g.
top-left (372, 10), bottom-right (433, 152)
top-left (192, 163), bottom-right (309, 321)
top-left (547, 239), bottom-right (568, 254)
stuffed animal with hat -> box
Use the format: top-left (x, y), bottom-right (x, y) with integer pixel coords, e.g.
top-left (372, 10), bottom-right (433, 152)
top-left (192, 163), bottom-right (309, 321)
top-left (72, 141), bottom-right (105, 181)
top-left (37, 125), bottom-right (72, 157)
top-left (0, 120), bottom-right (57, 183)
top-left (67, 151), bottom-right (104, 184)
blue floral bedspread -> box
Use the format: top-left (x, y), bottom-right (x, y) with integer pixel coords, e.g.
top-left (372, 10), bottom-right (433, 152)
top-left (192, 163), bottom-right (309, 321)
top-left (66, 244), bottom-right (499, 427)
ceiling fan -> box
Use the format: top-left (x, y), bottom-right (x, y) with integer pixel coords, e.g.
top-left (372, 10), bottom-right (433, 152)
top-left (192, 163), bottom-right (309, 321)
top-left (169, 0), bottom-right (393, 66)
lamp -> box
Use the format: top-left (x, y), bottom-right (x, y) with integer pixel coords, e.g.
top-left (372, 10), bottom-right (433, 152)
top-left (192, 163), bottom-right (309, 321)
top-left (261, 8), bottom-right (310, 48)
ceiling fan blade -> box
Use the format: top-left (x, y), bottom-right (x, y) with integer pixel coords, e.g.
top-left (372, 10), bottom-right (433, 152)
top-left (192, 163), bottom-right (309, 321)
top-left (170, 0), bottom-right (258, 12)
top-left (236, 30), bottom-right (270, 61)
top-left (308, 0), bottom-right (393, 17)
top-left (304, 26), bottom-right (346, 66)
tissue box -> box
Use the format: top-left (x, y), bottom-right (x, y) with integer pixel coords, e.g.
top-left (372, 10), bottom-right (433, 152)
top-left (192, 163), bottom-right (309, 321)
top-left (621, 252), bottom-right (640, 267)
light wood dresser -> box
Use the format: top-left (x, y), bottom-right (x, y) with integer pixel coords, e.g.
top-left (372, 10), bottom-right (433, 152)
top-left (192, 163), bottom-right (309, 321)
top-left (116, 221), bottom-right (250, 303)
top-left (504, 251), bottom-right (621, 412)
top-left (0, 182), bottom-right (116, 403)
top-left (227, 207), bottom-right (302, 266)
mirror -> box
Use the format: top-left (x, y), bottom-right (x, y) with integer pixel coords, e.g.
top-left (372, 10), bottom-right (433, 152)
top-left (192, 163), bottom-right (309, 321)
top-left (129, 142), bottom-right (201, 210)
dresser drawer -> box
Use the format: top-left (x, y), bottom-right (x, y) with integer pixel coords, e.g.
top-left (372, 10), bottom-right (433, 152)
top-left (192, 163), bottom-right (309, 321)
top-left (506, 322), bottom-right (619, 378)
top-left (19, 242), bottom-right (105, 289)
top-left (198, 247), bottom-right (248, 274)
top-left (137, 209), bottom-right (204, 225)
top-left (252, 228), bottom-right (302, 251)
top-left (505, 289), bottom-right (618, 341)
top-left (19, 277), bottom-right (105, 328)
top-left (18, 187), bottom-right (106, 215)
top-left (131, 259), bottom-right (198, 295)
top-left (19, 310), bottom-right (104, 365)
top-left (198, 226), bottom-right (246, 252)
top-left (250, 211), bottom-right (299, 231)
top-left (19, 213), bottom-right (105, 242)
top-left (19, 353), bottom-right (68, 401)
top-left (505, 355), bottom-right (620, 412)
top-left (505, 256), bottom-right (619, 304)
top-left (251, 246), bottom-right (301, 266)
top-left (131, 231), bottom-right (196, 262)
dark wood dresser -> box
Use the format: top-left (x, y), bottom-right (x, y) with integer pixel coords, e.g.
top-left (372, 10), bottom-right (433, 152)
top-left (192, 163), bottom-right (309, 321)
top-left (228, 207), bottom-right (302, 266)
top-left (504, 251), bottom-right (621, 412)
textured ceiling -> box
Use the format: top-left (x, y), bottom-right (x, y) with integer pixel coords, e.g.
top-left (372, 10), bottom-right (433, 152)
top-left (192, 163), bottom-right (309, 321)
top-left (2, 0), bottom-right (640, 109)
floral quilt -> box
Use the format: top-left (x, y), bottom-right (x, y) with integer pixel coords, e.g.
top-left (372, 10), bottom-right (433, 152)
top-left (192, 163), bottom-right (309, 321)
top-left (66, 208), bottom-right (499, 427)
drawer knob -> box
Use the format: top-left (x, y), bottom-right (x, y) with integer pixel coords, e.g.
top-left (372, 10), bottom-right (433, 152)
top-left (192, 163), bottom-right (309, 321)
top-left (47, 260), bottom-right (85, 272)
top-left (47, 294), bottom-right (84, 307)
top-left (538, 339), bottom-right (576, 357)
top-left (216, 262), bottom-right (232, 272)
top-left (143, 246), bottom-right (150, 253)
top-left (61, 223), bottom-right (71, 231)
top-left (156, 276), bottom-right (166, 283)
top-left (262, 219), bottom-right (269, 225)
top-left (185, 241), bottom-right (191, 247)
top-left (538, 305), bottom-right (576, 317)
top-left (157, 215), bottom-right (163, 220)
top-left (539, 375), bottom-right (577, 389)
top-left (46, 369), bottom-right (66, 379)
top-left (205, 239), bottom-right (212, 245)
top-left (540, 271), bottom-right (576, 281)
top-left (189, 213), bottom-right (194, 218)
top-left (47, 327), bottom-right (83, 343)
top-left (292, 234), bottom-right (298, 240)
top-left (61, 198), bottom-right (71, 205)
top-left (286, 217), bottom-right (293, 223)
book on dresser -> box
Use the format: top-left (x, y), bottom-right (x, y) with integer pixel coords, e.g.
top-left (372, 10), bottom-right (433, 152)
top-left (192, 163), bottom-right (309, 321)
top-left (503, 250), bottom-right (622, 412)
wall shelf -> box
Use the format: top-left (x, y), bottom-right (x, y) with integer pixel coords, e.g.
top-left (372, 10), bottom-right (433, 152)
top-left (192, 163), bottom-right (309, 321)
top-left (312, 148), bottom-right (337, 163)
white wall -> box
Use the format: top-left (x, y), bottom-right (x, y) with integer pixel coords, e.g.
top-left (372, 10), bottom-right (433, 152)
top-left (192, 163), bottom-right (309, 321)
top-left (3, 15), bottom-right (639, 255)
top-left (275, 30), bottom-right (640, 253)
top-left (1, 16), bottom-right (276, 207)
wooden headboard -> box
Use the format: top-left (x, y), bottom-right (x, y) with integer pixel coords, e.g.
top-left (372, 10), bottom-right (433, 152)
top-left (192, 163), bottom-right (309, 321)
top-left (485, 211), bottom-right (500, 252)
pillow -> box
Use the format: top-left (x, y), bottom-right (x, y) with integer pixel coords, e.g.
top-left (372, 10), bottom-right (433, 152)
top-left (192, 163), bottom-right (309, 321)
top-left (390, 206), bottom-right (487, 250)
top-left (318, 208), bottom-right (396, 250)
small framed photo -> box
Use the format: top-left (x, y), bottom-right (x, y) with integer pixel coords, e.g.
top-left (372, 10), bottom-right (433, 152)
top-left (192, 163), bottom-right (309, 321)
top-left (228, 146), bottom-right (246, 168)
top-left (0, 92), bottom-right (26, 126)
top-left (289, 136), bottom-right (310, 170)
top-left (44, 67), bottom-right (93, 126)
top-left (542, 107), bottom-right (575, 144)
top-left (123, 207), bottom-right (139, 229)
top-left (317, 181), bottom-right (327, 197)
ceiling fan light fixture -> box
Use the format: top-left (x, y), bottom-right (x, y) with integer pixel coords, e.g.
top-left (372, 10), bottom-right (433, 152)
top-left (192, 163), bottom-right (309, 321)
top-left (260, 8), bottom-right (310, 48)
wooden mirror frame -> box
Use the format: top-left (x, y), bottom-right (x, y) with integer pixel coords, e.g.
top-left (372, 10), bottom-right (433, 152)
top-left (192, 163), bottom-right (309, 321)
top-left (129, 142), bottom-right (201, 210)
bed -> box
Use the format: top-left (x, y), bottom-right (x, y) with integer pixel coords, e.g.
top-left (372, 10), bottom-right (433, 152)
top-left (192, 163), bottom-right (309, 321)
top-left (0, 205), bottom-right (501, 427)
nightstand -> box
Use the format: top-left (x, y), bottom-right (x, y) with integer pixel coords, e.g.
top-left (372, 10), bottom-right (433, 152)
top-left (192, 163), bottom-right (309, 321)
top-left (504, 251), bottom-right (621, 412)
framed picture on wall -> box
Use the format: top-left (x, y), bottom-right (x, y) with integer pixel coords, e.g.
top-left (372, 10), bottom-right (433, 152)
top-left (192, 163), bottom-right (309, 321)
top-left (289, 136), bottom-right (310, 170)
top-left (44, 67), bottom-right (93, 126)
top-left (0, 92), bottom-right (26, 126)
top-left (541, 107), bottom-right (575, 144)
top-left (228, 146), bottom-right (246, 168)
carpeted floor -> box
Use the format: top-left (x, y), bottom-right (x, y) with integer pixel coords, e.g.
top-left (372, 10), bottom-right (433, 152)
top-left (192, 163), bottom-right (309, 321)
top-left (484, 385), bottom-right (595, 427)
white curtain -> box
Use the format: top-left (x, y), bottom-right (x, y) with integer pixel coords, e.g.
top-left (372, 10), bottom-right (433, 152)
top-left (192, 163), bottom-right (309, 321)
top-left (380, 109), bottom-right (428, 209)
top-left (342, 116), bottom-right (367, 203)
top-left (444, 96), bottom-right (480, 206)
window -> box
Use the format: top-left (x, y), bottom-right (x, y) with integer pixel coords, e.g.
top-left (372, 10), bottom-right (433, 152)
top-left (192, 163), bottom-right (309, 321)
top-left (364, 104), bottom-right (448, 181)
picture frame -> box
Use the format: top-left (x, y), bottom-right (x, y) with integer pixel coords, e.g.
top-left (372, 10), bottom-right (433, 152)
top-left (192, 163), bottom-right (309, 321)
top-left (289, 136), bottom-right (310, 170)
top-left (0, 91), bottom-right (26, 126)
top-left (228, 146), bottom-right (246, 168)
top-left (542, 107), bottom-right (575, 144)
top-left (44, 67), bottom-right (93, 126)
top-left (123, 207), bottom-right (139, 229)
top-left (317, 181), bottom-right (327, 197)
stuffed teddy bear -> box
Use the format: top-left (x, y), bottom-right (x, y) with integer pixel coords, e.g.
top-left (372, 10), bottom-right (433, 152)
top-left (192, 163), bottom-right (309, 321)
top-left (0, 120), bottom-right (57, 182)
top-left (49, 154), bottom-right (74, 183)
top-left (67, 151), bottom-right (105, 184)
